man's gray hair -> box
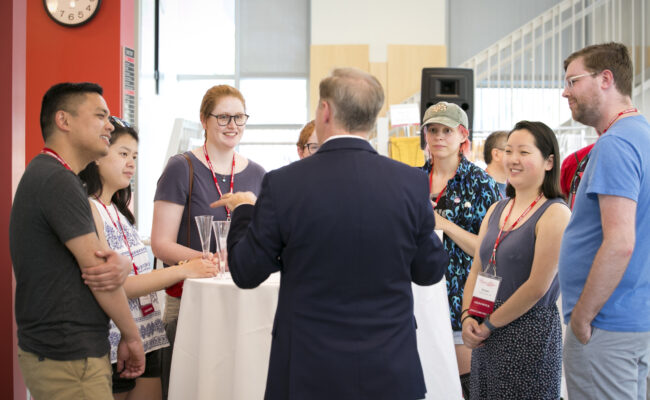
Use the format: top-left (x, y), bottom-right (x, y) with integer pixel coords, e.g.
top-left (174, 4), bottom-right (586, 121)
top-left (319, 68), bottom-right (384, 133)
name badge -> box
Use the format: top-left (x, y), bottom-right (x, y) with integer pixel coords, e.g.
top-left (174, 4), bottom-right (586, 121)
top-left (138, 294), bottom-right (155, 316)
top-left (468, 272), bottom-right (502, 318)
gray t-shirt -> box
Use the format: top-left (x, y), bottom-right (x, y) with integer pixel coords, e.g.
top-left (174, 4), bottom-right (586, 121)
top-left (10, 154), bottom-right (109, 360)
top-left (154, 151), bottom-right (266, 253)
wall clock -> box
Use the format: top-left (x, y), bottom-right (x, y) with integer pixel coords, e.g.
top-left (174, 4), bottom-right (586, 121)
top-left (43, 0), bottom-right (102, 27)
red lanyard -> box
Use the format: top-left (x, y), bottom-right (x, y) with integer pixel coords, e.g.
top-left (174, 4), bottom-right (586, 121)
top-left (41, 147), bottom-right (72, 171)
top-left (203, 144), bottom-right (235, 219)
top-left (429, 170), bottom-right (448, 207)
top-left (602, 108), bottom-right (638, 134)
top-left (95, 197), bottom-right (140, 275)
top-left (488, 193), bottom-right (543, 267)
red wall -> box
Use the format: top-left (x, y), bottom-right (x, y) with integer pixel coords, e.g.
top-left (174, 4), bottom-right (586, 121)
top-left (4, 1), bottom-right (134, 398)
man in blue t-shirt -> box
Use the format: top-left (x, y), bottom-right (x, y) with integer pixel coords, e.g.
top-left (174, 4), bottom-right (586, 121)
top-left (558, 42), bottom-right (650, 400)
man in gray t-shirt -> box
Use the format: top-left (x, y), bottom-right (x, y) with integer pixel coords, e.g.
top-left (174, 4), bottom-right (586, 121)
top-left (10, 82), bottom-right (144, 399)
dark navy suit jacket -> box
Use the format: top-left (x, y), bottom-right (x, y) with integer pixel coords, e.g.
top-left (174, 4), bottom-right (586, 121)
top-left (227, 137), bottom-right (449, 400)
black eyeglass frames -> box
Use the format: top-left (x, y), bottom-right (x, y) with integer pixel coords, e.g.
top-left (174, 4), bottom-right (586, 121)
top-left (304, 143), bottom-right (319, 154)
top-left (209, 113), bottom-right (250, 126)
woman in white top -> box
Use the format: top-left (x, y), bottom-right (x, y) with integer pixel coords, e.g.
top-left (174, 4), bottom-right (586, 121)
top-left (79, 117), bottom-right (217, 400)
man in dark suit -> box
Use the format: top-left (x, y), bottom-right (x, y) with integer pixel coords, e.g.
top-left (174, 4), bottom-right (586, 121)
top-left (212, 67), bottom-right (449, 400)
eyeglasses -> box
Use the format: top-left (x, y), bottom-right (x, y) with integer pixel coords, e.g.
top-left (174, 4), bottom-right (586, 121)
top-left (109, 115), bottom-right (131, 128)
top-left (564, 72), bottom-right (598, 89)
top-left (209, 113), bottom-right (249, 126)
top-left (304, 143), bottom-right (319, 154)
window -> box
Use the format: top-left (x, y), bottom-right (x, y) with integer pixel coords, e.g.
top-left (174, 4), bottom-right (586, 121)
top-left (137, 0), bottom-right (310, 233)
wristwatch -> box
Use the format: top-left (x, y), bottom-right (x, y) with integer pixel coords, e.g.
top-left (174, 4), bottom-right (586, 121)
top-left (484, 316), bottom-right (497, 331)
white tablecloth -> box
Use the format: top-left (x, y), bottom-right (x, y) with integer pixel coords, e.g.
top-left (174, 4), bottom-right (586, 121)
top-left (413, 279), bottom-right (462, 399)
top-left (169, 274), bottom-right (461, 400)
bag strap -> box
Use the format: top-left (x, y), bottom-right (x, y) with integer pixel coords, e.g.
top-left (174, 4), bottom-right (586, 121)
top-left (182, 152), bottom-right (194, 247)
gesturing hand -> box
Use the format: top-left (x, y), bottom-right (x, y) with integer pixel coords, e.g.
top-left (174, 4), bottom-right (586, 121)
top-left (210, 192), bottom-right (257, 211)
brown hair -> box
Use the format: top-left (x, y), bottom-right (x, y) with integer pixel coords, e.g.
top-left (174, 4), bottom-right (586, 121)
top-left (319, 68), bottom-right (384, 133)
top-left (200, 85), bottom-right (246, 123)
top-left (564, 42), bottom-right (633, 97)
top-left (297, 120), bottom-right (316, 147)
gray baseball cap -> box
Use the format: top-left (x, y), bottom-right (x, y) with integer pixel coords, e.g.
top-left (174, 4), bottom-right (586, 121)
top-left (422, 101), bottom-right (468, 129)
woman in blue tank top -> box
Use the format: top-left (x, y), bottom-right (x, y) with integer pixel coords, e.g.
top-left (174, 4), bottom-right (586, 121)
top-left (461, 121), bottom-right (571, 399)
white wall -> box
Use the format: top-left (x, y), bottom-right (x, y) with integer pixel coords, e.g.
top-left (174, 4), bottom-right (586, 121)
top-left (311, 0), bottom-right (446, 62)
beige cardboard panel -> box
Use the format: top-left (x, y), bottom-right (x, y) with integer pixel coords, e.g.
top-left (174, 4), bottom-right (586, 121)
top-left (309, 45), bottom-right (370, 118)
top-left (369, 62), bottom-right (388, 117)
top-left (387, 45), bottom-right (447, 107)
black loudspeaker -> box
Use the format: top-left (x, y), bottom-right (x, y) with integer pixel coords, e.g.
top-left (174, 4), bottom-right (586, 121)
top-left (420, 68), bottom-right (474, 149)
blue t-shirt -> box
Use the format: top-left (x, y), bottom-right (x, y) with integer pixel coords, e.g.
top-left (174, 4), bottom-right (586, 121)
top-left (558, 115), bottom-right (650, 332)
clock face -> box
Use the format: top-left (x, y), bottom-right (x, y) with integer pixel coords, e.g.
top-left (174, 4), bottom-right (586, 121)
top-left (43, 0), bottom-right (102, 27)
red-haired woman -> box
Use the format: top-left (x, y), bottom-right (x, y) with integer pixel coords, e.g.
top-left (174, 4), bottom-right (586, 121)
top-left (296, 120), bottom-right (319, 159)
top-left (151, 85), bottom-right (266, 398)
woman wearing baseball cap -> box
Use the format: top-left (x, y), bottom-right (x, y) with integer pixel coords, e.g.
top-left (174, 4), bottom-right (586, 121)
top-left (420, 101), bottom-right (501, 399)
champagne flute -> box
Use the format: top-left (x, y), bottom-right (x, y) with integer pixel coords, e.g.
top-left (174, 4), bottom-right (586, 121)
top-left (212, 220), bottom-right (231, 278)
top-left (195, 215), bottom-right (214, 259)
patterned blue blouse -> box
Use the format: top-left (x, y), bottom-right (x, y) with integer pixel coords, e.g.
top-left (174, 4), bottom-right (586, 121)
top-left (422, 156), bottom-right (501, 331)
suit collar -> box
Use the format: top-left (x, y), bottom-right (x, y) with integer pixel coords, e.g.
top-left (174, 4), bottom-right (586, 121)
top-left (323, 134), bottom-right (368, 143)
top-left (317, 136), bottom-right (377, 154)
